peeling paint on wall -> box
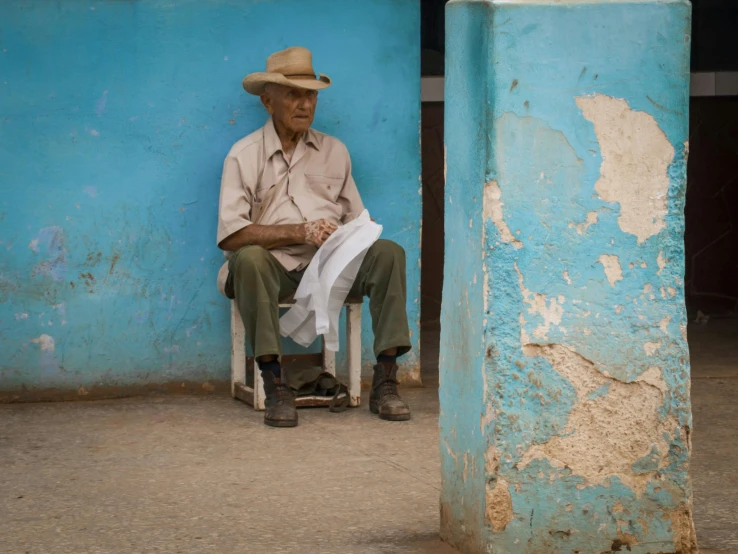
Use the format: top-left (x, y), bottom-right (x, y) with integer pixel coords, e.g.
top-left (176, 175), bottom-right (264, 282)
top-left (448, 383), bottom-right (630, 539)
top-left (570, 211), bottom-right (598, 235)
top-left (644, 341), bottom-right (662, 355)
top-left (442, 1), bottom-right (694, 552)
top-left (577, 94), bottom-right (675, 244)
top-left (598, 254), bottom-right (623, 286)
top-left (31, 334), bottom-right (55, 351)
top-left (516, 264), bottom-right (565, 340)
top-left (657, 251), bottom-right (667, 275)
top-left (518, 344), bottom-right (677, 496)
top-left (671, 503), bottom-right (699, 554)
top-left (485, 478), bottom-right (513, 532)
top-left (483, 180), bottom-right (523, 249)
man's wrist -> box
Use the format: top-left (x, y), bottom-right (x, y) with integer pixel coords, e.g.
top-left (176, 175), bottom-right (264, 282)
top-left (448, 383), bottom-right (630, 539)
top-left (296, 223), bottom-right (308, 245)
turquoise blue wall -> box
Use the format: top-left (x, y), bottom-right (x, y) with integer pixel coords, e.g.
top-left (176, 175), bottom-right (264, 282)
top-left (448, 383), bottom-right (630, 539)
top-left (441, 1), bottom-right (695, 552)
top-left (0, 0), bottom-right (421, 398)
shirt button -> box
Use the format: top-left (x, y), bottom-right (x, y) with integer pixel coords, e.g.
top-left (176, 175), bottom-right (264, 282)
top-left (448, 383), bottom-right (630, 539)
top-left (290, 195), bottom-right (295, 201)
top-left (303, 218), bottom-right (308, 222)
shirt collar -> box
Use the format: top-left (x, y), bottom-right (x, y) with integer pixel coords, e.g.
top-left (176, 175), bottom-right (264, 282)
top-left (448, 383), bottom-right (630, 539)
top-left (264, 117), bottom-right (321, 160)
top-left (305, 127), bottom-right (321, 151)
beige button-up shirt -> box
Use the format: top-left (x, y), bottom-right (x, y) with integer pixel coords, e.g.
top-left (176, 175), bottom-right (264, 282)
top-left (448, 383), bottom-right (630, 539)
top-left (217, 118), bottom-right (365, 272)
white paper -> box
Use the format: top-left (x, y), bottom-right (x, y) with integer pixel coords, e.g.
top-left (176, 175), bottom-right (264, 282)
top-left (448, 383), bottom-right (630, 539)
top-left (280, 210), bottom-right (382, 351)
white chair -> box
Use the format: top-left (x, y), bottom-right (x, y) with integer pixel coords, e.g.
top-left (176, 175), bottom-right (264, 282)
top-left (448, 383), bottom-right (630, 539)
top-left (230, 298), bottom-right (363, 410)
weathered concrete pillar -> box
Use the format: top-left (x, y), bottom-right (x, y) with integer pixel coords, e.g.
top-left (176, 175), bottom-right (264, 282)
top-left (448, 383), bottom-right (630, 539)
top-left (439, 1), bottom-right (696, 552)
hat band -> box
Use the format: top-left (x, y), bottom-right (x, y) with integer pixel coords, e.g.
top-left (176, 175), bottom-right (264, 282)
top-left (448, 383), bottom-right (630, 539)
top-left (284, 73), bottom-right (318, 80)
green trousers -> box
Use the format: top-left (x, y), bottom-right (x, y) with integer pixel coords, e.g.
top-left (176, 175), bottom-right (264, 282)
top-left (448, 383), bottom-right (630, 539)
top-left (227, 239), bottom-right (411, 360)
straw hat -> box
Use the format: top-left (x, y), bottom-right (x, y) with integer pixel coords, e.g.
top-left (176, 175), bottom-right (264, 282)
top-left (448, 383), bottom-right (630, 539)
top-left (243, 47), bottom-right (331, 95)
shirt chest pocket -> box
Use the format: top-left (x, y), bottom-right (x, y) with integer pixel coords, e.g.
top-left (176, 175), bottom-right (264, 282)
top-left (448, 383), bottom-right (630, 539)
top-left (305, 174), bottom-right (343, 204)
top-left (253, 181), bottom-right (276, 205)
top-left (251, 181), bottom-right (277, 223)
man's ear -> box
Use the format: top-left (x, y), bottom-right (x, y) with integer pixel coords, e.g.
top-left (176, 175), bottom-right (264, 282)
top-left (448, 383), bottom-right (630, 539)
top-left (260, 93), bottom-right (273, 115)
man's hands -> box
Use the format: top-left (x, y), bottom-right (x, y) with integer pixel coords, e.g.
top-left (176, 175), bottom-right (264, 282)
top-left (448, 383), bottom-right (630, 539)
top-left (303, 219), bottom-right (338, 247)
top-left (219, 219), bottom-right (339, 252)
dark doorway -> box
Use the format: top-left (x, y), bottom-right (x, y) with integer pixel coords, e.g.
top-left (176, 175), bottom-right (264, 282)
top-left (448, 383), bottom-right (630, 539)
top-left (684, 0), bottom-right (738, 381)
top-left (420, 0), bottom-right (447, 384)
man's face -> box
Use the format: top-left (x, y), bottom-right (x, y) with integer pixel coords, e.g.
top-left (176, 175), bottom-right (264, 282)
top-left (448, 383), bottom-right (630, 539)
top-left (261, 85), bottom-right (318, 134)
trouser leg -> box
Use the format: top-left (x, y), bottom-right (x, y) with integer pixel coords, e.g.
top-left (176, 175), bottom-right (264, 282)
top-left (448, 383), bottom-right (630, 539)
top-left (350, 239), bottom-right (412, 421)
top-left (350, 239), bottom-right (412, 357)
top-left (228, 246), bottom-right (300, 360)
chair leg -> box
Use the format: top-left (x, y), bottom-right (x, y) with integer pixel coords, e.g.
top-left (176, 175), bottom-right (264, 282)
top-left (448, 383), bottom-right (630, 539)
top-left (346, 303), bottom-right (362, 407)
top-left (322, 336), bottom-right (336, 376)
top-left (230, 301), bottom-right (246, 399)
top-left (254, 360), bottom-right (266, 411)
top-left (237, 300), bottom-right (362, 411)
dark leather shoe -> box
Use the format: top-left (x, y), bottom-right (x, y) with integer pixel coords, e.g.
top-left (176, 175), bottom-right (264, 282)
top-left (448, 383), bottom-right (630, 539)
top-left (262, 372), bottom-right (298, 428)
top-left (370, 364), bottom-right (411, 421)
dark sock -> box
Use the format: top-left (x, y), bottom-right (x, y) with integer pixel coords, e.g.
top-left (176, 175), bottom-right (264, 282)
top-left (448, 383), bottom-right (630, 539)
top-left (377, 354), bottom-right (397, 369)
top-left (259, 360), bottom-right (281, 379)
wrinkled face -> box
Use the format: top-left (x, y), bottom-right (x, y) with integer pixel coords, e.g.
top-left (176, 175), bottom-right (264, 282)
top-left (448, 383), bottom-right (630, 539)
top-left (261, 84), bottom-right (318, 134)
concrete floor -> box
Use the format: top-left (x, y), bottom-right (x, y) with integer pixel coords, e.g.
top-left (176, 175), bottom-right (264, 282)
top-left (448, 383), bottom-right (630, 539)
top-left (1, 321), bottom-right (736, 553)
top-left (689, 318), bottom-right (738, 554)
top-left (0, 389), bottom-right (456, 554)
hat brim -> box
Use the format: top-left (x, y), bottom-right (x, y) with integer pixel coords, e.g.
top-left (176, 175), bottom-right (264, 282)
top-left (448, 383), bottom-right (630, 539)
top-left (242, 72), bottom-right (331, 95)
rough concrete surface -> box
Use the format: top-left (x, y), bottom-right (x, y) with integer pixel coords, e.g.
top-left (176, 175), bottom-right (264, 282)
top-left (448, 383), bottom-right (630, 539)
top-left (0, 388), bottom-right (456, 554)
top-left (1, 322), bottom-right (736, 553)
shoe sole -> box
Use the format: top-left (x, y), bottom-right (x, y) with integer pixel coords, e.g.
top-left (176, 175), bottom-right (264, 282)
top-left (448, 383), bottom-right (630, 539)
top-left (264, 419), bottom-right (298, 428)
top-left (370, 404), bottom-right (411, 421)
top-left (379, 413), bottom-right (411, 421)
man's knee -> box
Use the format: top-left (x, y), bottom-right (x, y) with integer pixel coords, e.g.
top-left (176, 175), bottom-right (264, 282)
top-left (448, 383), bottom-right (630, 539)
top-left (370, 239), bottom-right (405, 263)
top-left (232, 245), bottom-right (273, 276)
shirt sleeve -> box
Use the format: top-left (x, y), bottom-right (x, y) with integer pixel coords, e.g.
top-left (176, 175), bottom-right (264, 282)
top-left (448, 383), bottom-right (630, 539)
top-left (338, 149), bottom-right (365, 224)
top-left (216, 153), bottom-right (253, 247)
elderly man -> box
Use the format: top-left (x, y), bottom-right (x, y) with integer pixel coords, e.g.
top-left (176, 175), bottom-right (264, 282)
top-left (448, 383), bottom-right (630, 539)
top-left (217, 47), bottom-right (412, 428)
